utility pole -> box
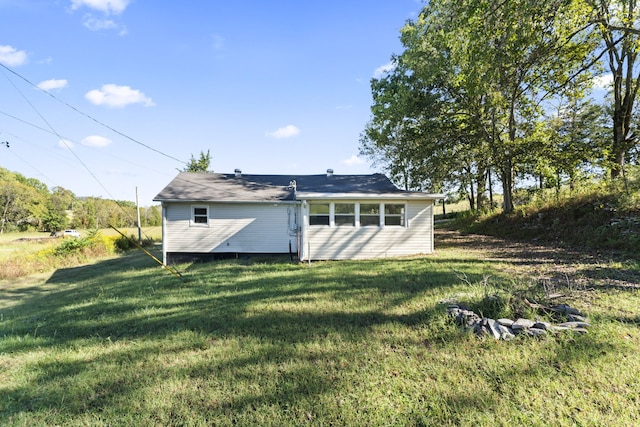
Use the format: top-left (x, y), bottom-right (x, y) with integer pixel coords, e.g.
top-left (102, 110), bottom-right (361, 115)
top-left (136, 186), bottom-right (142, 244)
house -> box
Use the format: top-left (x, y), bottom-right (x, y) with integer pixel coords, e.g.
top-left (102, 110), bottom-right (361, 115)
top-left (153, 169), bottom-right (443, 264)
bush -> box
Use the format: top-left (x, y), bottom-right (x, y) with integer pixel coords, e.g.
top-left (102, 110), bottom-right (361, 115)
top-left (114, 235), bottom-right (134, 251)
top-left (54, 236), bottom-right (91, 257)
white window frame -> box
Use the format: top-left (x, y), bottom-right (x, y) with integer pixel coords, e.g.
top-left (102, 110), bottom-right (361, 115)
top-left (383, 203), bottom-right (407, 227)
top-left (191, 205), bottom-right (209, 227)
top-left (307, 202), bottom-right (408, 228)
top-left (309, 203), bottom-right (330, 226)
top-left (334, 202), bottom-right (356, 227)
top-left (359, 202), bottom-right (381, 227)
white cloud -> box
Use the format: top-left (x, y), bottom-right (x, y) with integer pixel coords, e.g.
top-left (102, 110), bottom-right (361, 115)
top-left (81, 135), bottom-right (112, 147)
top-left (266, 125), bottom-right (300, 139)
top-left (81, 15), bottom-right (128, 35)
top-left (70, 0), bottom-right (130, 15)
top-left (70, 0), bottom-right (129, 34)
top-left (342, 155), bottom-right (364, 166)
top-left (85, 84), bottom-right (155, 108)
top-left (0, 45), bottom-right (28, 66)
top-left (594, 73), bottom-right (613, 89)
top-left (37, 79), bottom-right (69, 91)
top-left (373, 61), bottom-right (396, 79)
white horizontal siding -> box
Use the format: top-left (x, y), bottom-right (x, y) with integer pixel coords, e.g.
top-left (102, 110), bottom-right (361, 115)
top-left (302, 201), bottom-right (433, 260)
top-left (164, 203), bottom-right (297, 254)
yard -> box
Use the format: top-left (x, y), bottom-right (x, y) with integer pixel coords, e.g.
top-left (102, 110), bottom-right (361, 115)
top-left (1, 228), bottom-right (639, 426)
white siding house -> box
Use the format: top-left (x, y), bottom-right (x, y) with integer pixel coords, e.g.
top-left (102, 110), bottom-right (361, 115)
top-left (154, 171), bottom-right (442, 264)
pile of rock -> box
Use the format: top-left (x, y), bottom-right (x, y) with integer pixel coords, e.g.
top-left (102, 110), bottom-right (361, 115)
top-left (447, 303), bottom-right (590, 340)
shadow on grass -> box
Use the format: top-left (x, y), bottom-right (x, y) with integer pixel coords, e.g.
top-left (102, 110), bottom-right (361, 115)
top-left (1, 248), bottom-right (636, 423)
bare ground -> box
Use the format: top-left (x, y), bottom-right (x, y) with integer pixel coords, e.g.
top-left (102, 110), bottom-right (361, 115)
top-left (435, 228), bottom-right (640, 291)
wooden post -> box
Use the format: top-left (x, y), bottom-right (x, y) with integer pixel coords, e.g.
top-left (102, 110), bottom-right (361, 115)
top-left (136, 186), bottom-right (142, 244)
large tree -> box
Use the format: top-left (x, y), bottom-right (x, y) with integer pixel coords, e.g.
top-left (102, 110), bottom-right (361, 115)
top-left (362, 0), bottom-right (598, 213)
top-left (589, 0), bottom-right (640, 178)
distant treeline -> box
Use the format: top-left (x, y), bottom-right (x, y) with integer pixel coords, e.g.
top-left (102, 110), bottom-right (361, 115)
top-left (1, 166), bottom-right (161, 233)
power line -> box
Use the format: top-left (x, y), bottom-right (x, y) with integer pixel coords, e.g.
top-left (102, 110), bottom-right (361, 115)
top-left (0, 62), bottom-right (187, 166)
top-left (0, 66), bottom-right (154, 240)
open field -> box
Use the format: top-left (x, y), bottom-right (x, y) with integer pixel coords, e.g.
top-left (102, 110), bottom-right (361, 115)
top-left (1, 229), bottom-right (639, 426)
top-left (0, 227), bottom-right (162, 280)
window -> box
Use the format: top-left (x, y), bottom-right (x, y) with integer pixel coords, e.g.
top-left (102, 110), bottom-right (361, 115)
top-left (334, 203), bottom-right (355, 226)
top-left (384, 204), bottom-right (405, 226)
top-left (192, 205), bottom-right (209, 226)
top-left (309, 203), bottom-right (329, 226)
top-left (360, 203), bottom-right (380, 226)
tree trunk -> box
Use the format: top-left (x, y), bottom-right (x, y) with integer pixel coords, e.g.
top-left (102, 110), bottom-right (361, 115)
top-left (488, 169), bottom-right (494, 208)
top-left (501, 159), bottom-right (514, 214)
top-left (476, 166), bottom-right (487, 210)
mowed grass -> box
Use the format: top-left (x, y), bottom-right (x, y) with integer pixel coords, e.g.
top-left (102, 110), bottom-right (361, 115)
top-left (1, 244), bottom-right (639, 426)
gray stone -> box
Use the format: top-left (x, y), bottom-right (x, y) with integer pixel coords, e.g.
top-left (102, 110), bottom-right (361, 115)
top-left (512, 318), bottom-right (535, 330)
top-left (487, 318), bottom-right (502, 340)
top-left (497, 318), bottom-right (514, 327)
top-left (499, 325), bottom-right (515, 340)
top-left (567, 314), bottom-right (588, 322)
top-left (551, 304), bottom-right (583, 316)
top-left (533, 321), bottom-right (552, 330)
top-left (527, 327), bottom-right (547, 337)
top-left (474, 323), bottom-right (488, 336)
top-left (556, 321), bottom-right (591, 329)
top-left (572, 328), bottom-right (589, 335)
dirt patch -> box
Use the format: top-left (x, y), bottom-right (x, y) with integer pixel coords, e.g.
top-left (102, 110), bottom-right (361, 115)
top-left (435, 228), bottom-right (640, 291)
top-left (12, 237), bottom-right (57, 243)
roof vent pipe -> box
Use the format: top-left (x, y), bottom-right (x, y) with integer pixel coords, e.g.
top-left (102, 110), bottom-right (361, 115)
top-left (326, 168), bottom-right (334, 177)
top-left (234, 168), bottom-right (242, 177)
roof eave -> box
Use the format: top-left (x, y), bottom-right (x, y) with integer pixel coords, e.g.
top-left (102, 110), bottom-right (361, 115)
top-left (154, 198), bottom-right (298, 204)
top-left (295, 192), bottom-right (445, 200)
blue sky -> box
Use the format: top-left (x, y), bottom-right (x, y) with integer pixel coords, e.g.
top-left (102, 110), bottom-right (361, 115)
top-left (0, 0), bottom-right (422, 205)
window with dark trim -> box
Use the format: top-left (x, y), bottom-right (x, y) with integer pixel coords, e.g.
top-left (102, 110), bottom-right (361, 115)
top-left (384, 204), bottom-right (405, 226)
top-left (360, 203), bottom-right (380, 226)
top-left (309, 203), bottom-right (330, 226)
top-left (192, 205), bottom-right (209, 226)
top-left (335, 203), bottom-right (355, 226)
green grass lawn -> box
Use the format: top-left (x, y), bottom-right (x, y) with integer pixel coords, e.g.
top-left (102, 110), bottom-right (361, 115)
top-left (1, 242), bottom-right (639, 426)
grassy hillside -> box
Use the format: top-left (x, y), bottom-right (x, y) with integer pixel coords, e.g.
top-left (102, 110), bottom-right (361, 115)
top-left (1, 239), bottom-right (639, 425)
top-left (454, 179), bottom-right (640, 256)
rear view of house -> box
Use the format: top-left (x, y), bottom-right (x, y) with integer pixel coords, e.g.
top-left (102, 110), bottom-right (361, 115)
top-left (153, 170), bottom-right (443, 264)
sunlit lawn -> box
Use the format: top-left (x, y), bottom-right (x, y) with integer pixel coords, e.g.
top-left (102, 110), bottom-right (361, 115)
top-left (1, 243), bottom-right (639, 426)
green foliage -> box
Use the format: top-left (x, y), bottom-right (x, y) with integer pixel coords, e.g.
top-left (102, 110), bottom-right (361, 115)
top-left (114, 234), bottom-right (138, 251)
top-left (0, 166), bottom-right (156, 235)
top-left (183, 149), bottom-right (212, 172)
top-left (361, 0), bottom-right (640, 212)
top-left (1, 247), bottom-right (639, 425)
top-left (41, 208), bottom-right (68, 232)
top-left (455, 173), bottom-right (640, 253)
top-left (53, 236), bottom-right (92, 256)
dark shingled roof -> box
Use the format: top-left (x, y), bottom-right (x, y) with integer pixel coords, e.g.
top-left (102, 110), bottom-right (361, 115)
top-left (153, 172), bottom-right (408, 202)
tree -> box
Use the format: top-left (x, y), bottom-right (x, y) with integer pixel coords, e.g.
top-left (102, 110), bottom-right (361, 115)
top-left (361, 0), bottom-right (599, 213)
top-left (589, 0), bottom-right (640, 179)
top-left (545, 98), bottom-right (608, 190)
top-left (183, 150), bottom-right (212, 172)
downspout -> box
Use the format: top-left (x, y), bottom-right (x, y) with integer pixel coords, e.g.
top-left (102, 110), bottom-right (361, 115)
top-left (161, 203), bottom-right (167, 265)
top-left (300, 200), bottom-right (308, 261)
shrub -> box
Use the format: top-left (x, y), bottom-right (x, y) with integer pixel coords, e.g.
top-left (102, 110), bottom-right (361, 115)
top-left (54, 236), bottom-right (91, 257)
